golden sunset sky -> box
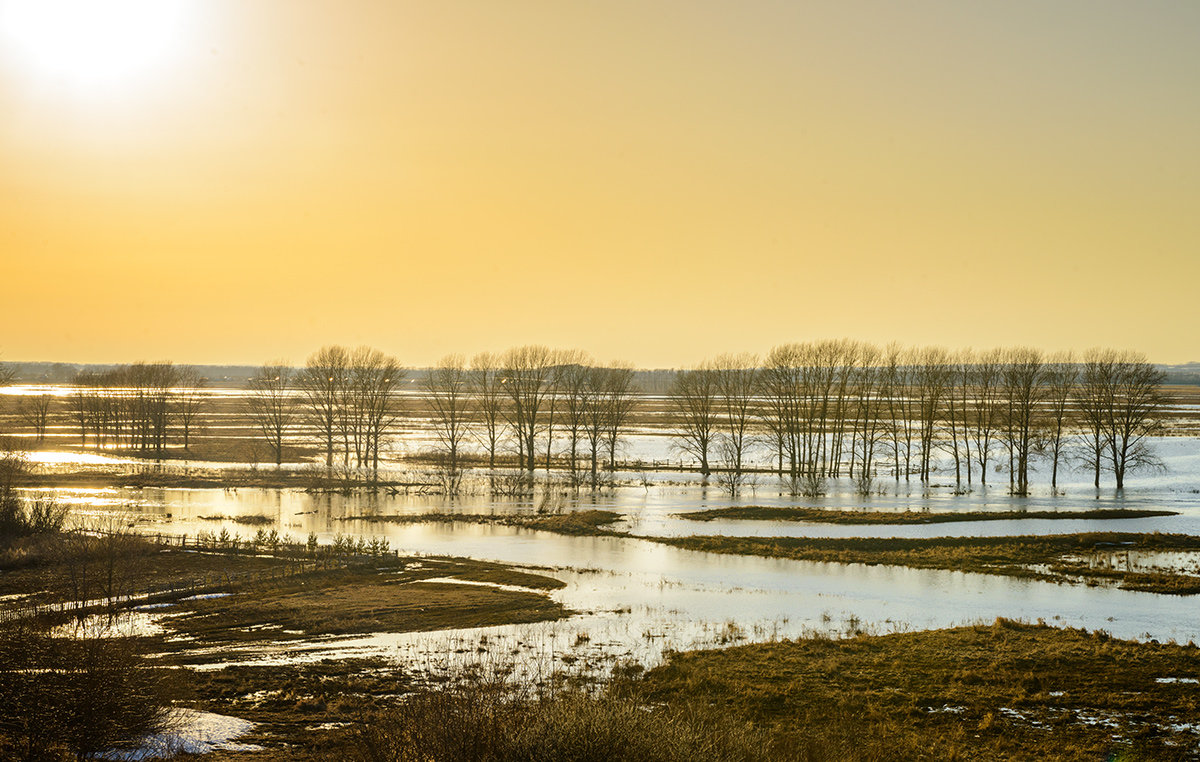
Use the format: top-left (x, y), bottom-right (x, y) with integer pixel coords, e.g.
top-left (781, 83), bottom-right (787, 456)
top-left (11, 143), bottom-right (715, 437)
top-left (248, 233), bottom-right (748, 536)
top-left (2, 1), bottom-right (1197, 367)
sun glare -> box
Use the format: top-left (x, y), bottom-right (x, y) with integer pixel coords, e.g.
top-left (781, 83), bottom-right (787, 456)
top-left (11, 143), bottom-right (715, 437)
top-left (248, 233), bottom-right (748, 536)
top-left (0, 0), bottom-right (193, 95)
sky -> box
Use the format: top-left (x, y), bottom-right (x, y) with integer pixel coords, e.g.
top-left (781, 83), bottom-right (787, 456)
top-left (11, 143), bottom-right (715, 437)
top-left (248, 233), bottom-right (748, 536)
top-left (1, 0), bottom-right (1197, 368)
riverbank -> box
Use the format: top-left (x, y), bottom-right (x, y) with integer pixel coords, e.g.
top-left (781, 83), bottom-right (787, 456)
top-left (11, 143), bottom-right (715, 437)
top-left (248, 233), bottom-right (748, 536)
top-left (635, 618), bottom-right (1200, 760)
top-left (651, 532), bottom-right (1200, 595)
top-left (345, 509), bottom-right (624, 536)
top-left (188, 619), bottom-right (1200, 760)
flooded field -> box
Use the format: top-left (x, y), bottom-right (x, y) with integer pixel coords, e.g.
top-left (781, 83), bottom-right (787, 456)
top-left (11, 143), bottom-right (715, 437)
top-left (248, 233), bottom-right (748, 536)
top-left (15, 439), bottom-right (1200, 681)
top-left (7, 381), bottom-right (1200, 685)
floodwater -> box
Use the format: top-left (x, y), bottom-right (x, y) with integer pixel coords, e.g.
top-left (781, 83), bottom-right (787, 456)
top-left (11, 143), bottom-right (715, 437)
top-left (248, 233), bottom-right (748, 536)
top-left (11, 377), bottom-right (1199, 674)
top-left (23, 433), bottom-right (1200, 676)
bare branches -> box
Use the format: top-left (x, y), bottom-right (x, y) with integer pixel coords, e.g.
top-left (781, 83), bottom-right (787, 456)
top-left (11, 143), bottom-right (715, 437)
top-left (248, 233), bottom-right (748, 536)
top-left (298, 345), bottom-right (350, 468)
top-left (668, 364), bottom-right (719, 477)
top-left (17, 394), bottom-right (53, 443)
top-left (423, 354), bottom-right (472, 486)
top-left (246, 363), bottom-right (294, 467)
top-left (500, 345), bottom-right (558, 473)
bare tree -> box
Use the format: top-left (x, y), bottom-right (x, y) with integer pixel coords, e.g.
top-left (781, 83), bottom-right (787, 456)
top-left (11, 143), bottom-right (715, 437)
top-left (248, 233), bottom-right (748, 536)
top-left (938, 350), bottom-right (973, 489)
top-left (347, 346), bottom-right (405, 473)
top-left (849, 343), bottom-right (886, 485)
top-left (999, 348), bottom-right (1045, 495)
top-left (1104, 351), bottom-right (1166, 489)
top-left (712, 353), bottom-right (759, 495)
top-left (967, 348), bottom-right (1004, 486)
top-left (121, 362), bottom-right (178, 453)
top-left (600, 363), bottom-right (638, 471)
top-left (423, 354), bottom-right (472, 485)
top-left (542, 349), bottom-right (588, 473)
top-left (470, 353), bottom-right (506, 471)
top-left (826, 340), bottom-right (860, 478)
top-left (1078, 350), bottom-right (1115, 489)
top-left (247, 362), bottom-right (295, 468)
top-left (762, 343), bottom-right (805, 481)
top-left (556, 355), bottom-right (596, 483)
top-left (69, 373), bottom-right (95, 447)
top-left (912, 347), bottom-right (953, 484)
top-left (175, 367), bottom-right (206, 451)
top-left (882, 344), bottom-right (918, 482)
top-left (582, 366), bottom-right (609, 489)
top-left (668, 364), bottom-right (720, 477)
top-left (18, 394), bottom-right (53, 443)
top-left (1043, 353), bottom-right (1078, 492)
top-left (500, 345), bottom-right (557, 473)
top-left (297, 345), bottom-right (350, 468)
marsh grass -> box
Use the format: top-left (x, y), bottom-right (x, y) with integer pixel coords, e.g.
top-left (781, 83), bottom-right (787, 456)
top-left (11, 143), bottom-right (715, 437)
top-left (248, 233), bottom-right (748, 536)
top-left (653, 532), bottom-right (1200, 594)
top-left (352, 671), bottom-right (783, 762)
top-left (638, 619), bottom-right (1200, 760)
top-left (351, 509), bottom-right (622, 536)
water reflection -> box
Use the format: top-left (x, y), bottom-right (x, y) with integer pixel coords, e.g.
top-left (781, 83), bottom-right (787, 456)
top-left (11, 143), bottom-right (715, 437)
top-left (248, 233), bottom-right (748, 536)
top-left (17, 431), bottom-right (1200, 672)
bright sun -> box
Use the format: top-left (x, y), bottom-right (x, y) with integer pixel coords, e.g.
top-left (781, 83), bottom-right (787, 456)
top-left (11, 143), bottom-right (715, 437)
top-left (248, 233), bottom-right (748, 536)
top-left (0, 0), bottom-right (194, 95)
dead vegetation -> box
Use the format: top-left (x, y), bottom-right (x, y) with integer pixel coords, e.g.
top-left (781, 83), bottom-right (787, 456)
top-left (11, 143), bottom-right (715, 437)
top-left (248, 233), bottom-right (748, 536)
top-left (347, 509), bottom-right (623, 536)
top-left (637, 619), bottom-right (1200, 760)
top-left (651, 532), bottom-right (1200, 595)
top-left (167, 563), bottom-right (566, 643)
top-left (676, 506), bottom-right (1178, 524)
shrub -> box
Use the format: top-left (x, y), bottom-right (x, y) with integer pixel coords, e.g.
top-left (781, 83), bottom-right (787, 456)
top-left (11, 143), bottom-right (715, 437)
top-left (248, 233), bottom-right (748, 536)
top-left (0, 621), bottom-right (177, 761)
top-left (353, 676), bottom-right (781, 762)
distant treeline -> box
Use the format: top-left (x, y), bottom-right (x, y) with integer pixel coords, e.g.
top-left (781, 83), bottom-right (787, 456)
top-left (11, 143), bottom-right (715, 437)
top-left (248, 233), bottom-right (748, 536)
top-left (7, 359), bottom-right (1198, 390)
top-left (0, 342), bottom-right (1178, 494)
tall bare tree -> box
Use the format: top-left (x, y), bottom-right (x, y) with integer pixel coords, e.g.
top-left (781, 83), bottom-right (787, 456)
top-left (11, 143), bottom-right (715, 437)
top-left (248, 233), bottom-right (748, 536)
top-left (669, 364), bottom-right (720, 477)
top-left (849, 343), bottom-right (886, 484)
top-left (1043, 353), bottom-right (1078, 492)
top-left (557, 355), bottom-right (596, 482)
top-left (500, 345), bottom-right (557, 472)
top-left (469, 352), bottom-right (506, 470)
top-left (1104, 351), bottom-right (1166, 489)
top-left (1078, 350), bottom-right (1115, 489)
top-left (967, 348), bottom-right (1004, 486)
top-left (882, 344), bottom-right (918, 481)
top-left (297, 345), bottom-right (350, 468)
top-left (542, 349), bottom-right (587, 472)
top-left (247, 362), bottom-right (294, 467)
top-left (175, 367), bottom-right (206, 451)
top-left (999, 348), bottom-right (1045, 495)
top-left (912, 347), bottom-right (953, 484)
top-left (600, 363), bottom-right (638, 470)
top-left (712, 353), bottom-right (759, 494)
top-left (423, 354), bottom-right (472, 479)
top-left (762, 343), bottom-right (804, 480)
top-left (18, 394), bottom-right (53, 443)
top-left (347, 347), bottom-right (405, 473)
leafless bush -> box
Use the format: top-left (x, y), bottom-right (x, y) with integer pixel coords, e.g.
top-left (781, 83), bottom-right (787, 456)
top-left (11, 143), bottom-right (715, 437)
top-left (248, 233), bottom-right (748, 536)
top-left (0, 444), bottom-right (68, 545)
top-left (853, 472), bottom-right (878, 497)
top-left (54, 518), bottom-right (155, 615)
top-left (783, 473), bottom-right (827, 499)
top-left (715, 468), bottom-right (747, 498)
top-left (490, 471), bottom-right (535, 497)
top-left (0, 621), bottom-right (177, 761)
top-left (353, 674), bottom-right (776, 762)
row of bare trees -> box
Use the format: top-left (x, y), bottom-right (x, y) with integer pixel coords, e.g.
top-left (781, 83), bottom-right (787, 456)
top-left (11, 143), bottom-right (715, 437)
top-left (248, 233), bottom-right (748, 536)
top-left (247, 346), bottom-right (406, 469)
top-left (3, 342), bottom-right (1169, 495)
top-left (670, 342), bottom-right (1166, 494)
top-left (421, 348), bottom-right (639, 490)
top-left (67, 363), bottom-right (206, 452)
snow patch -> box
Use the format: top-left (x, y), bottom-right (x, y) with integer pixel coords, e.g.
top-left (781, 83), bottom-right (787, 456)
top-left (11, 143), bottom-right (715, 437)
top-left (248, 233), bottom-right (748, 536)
top-left (98, 709), bottom-right (260, 760)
